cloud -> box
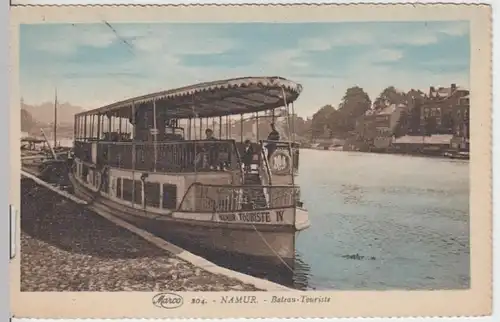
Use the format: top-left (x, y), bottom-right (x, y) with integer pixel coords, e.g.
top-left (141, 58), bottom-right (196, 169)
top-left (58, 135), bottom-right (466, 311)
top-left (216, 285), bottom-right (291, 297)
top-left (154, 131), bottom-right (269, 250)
top-left (29, 24), bottom-right (118, 55)
top-left (436, 23), bottom-right (470, 36)
top-left (297, 26), bottom-right (438, 53)
top-left (20, 21), bottom-right (470, 117)
top-left (363, 48), bottom-right (404, 63)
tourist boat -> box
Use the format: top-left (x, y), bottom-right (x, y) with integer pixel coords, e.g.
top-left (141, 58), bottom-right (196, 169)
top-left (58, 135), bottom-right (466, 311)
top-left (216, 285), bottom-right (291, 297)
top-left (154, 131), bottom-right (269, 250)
top-left (69, 76), bottom-right (310, 267)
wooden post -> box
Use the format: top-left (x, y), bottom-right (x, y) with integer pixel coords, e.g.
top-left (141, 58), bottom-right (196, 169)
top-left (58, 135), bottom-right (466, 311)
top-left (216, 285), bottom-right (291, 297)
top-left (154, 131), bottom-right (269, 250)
top-left (219, 116), bottom-right (222, 138)
top-left (118, 116), bottom-right (122, 141)
top-left (225, 116), bottom-right (229, 139)
top-left (97, 114), bottom-right (101, 140)
top-left (131, 102), bottom-right (136, 170)
top-left (240, 114), bottom-right (243, 143)
top-left (256, 112), bottom-right (259, 141)
top-left (53, 88), bottom-right (58, 147)
top-left (74, 115), bottom-right (77, 141)
top-left (91, 115), bottom-right (95, 140)
top-left (153, 100), bottom-right (157, 172)
top-left (83, 115), bottom-right (87, 140)
top-left (101, 115), bottom-right (104, 140)
top-left (107, 113), bottom-right (111, 165)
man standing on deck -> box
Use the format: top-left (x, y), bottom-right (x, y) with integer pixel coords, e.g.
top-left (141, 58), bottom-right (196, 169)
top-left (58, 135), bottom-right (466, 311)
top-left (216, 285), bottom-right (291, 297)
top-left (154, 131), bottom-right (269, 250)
top-left (204, 128), bottom-right (219, 169)
top-left (242, 139), bottom-right (254, 174)
top-left (266, 123), bottom-right (280, 160)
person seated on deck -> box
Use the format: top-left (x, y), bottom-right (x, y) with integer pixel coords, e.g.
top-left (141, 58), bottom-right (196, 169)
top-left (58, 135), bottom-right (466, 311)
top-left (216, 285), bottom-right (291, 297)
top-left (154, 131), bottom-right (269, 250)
top-left (205, 128), bottom-right (217, 140)
top-left (204, 128), bottom-right (219, 170)
top-left (266, 123), bottom-right (280, 159)
top-left (242, 139), bottom-right (254, 174)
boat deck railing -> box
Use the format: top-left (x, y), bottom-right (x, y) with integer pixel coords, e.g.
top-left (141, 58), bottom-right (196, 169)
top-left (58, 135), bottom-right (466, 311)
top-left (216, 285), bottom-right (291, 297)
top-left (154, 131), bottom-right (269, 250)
top-left (74, 139), bottom-right (300, 175)
top-left (74, 140), bottom-right (241, 173)
top-left (178, 182), bottom-right (300, 213)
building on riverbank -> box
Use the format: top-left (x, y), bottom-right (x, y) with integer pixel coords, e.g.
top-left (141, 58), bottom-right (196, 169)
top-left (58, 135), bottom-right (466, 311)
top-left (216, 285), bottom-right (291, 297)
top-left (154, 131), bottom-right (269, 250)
top-left (350, 83), bottom-right (470, 154)
top-left (391, 134), bottom-right (453, 155)
top-left (411, 84), bottom-right (469, 135)
top-left (352, 103), bottom-right (406, 150)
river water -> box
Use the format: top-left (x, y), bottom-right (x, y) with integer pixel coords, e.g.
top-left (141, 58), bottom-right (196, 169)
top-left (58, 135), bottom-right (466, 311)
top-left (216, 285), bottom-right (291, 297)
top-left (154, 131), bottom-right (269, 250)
top-left (290, 149), bottom-right (470, 290)
top-left (55, 141), bottom-right (469, 290)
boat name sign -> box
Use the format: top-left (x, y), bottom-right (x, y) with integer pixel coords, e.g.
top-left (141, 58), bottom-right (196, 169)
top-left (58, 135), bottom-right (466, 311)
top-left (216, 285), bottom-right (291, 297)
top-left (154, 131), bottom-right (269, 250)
top-left (217, 209), bottom-right (290, 224)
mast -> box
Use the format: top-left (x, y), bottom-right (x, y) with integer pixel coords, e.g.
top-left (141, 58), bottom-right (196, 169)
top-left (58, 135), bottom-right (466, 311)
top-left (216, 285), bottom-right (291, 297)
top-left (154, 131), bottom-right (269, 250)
top-left (53, 88), bottom-right (58, 148)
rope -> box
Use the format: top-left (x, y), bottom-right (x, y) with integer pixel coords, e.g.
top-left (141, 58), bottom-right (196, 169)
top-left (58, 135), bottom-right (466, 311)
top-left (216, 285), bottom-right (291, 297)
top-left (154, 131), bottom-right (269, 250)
top-left (250, 223), bottom-right (295, 274)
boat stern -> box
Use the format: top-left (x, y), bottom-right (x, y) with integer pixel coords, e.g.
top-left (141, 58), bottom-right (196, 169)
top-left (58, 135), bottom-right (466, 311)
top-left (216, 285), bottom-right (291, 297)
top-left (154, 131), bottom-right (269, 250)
top-left (294, 207), bottom-right (310, 231)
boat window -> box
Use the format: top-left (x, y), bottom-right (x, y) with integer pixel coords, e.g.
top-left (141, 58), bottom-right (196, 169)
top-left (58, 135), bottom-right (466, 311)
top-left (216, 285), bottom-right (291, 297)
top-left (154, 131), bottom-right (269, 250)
top-left (134, 180), bottom-right (142, 205)
top-left (122, 178), bottom-right (133, 202)
top-left (144, 182), bottom-right (160, 208)
top-left (162, 183), bottom-right (177, 209)
top-left (116, 178), bottom-right (122, 198)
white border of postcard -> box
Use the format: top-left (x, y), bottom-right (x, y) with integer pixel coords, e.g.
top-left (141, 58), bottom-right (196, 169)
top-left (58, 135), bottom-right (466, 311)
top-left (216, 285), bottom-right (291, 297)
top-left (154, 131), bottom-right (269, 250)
top-left (9, 3), bottom-right (492, 319)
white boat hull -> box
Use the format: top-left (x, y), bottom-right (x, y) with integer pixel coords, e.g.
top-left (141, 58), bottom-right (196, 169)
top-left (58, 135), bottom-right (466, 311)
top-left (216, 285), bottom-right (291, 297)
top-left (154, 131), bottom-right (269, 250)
top-left (70, 173), bottom-right (303, 266)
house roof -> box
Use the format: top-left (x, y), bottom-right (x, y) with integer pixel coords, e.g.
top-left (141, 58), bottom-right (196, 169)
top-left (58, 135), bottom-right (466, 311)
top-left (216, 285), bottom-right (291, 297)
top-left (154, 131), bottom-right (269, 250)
top-left (431, 85), bottom-right (469, 99)
top-left (378, 104), bottom-right (397, 115)
top-left (393, 134), bottom-right (453, 145)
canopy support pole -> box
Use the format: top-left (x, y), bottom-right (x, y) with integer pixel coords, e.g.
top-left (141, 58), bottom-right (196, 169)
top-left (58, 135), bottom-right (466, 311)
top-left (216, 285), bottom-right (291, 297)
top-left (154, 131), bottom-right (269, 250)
top-left (118, 116), bottom-right (122, 141)
top-left (225, 116), bottom-right (229, 139)
top-left (97, 114), bottom-right (101, 141)
top-left (240, 114), bottom-right (243, 143)
top-left (153, 100), bottom-right (157, 172)
top-left (83, 115), bottom-right (87, 141)
top-left (256, 112), bottom-right (259, 141)
top-left (131, 102), bottom-right (136, 174)
top-left (125, 118), bottom-right (128, 139)
top-left (280, 87), bottom-right (295, 187)
top-left (187, 118), bottom-right (191, 140)
top-left (90, 115), bottom-right (95, 141)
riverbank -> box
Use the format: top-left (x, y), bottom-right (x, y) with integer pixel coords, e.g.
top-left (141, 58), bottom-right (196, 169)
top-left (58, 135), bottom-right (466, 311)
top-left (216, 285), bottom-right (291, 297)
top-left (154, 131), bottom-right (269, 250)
top-left (302, 147), bottom-right (469, 161)
top-left (20, 179), bottom-right (274, 292)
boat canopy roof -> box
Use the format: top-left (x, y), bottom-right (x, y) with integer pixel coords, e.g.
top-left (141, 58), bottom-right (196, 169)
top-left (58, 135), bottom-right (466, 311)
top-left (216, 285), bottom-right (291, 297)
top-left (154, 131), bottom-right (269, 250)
top-left (76, 76), bottom-right (302, 119)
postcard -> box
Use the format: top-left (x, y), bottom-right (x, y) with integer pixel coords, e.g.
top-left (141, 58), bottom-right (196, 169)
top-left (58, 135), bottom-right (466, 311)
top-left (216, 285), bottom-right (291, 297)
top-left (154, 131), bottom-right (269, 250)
top-left (10, 3), bottom-right (492, 319)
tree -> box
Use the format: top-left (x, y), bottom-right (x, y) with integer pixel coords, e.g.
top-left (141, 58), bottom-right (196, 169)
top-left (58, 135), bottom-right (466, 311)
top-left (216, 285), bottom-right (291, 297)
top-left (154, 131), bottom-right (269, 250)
top-left (374, 86), bottom-right (407, 110)
top-left (373, 97), bottom-right (385, 111)
top-left (406, 89), bottom-right (426, 135)
top-left (337, 86), bottom-right (371, 132)
top-left (311, 105), bottom-right (336, 138)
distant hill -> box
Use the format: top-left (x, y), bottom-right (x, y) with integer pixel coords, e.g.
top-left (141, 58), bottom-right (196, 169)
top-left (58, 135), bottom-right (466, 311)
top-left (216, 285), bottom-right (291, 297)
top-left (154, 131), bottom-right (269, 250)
top-left (21, 101), bottom-right (85, 125)
top-left (21, 109), bottom-right (37, 132)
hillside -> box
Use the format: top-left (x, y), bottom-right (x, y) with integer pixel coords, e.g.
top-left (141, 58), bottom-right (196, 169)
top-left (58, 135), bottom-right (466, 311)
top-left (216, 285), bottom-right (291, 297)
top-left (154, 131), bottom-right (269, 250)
top-left (21, 101), bottom-right (85, 125)
top-left (21, 109), bottom-right (37, 132)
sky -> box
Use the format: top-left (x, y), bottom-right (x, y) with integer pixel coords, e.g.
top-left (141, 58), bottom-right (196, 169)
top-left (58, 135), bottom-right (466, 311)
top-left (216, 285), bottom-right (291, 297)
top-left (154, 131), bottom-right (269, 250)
top-left (19, 21), bottom-right (470, 117)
